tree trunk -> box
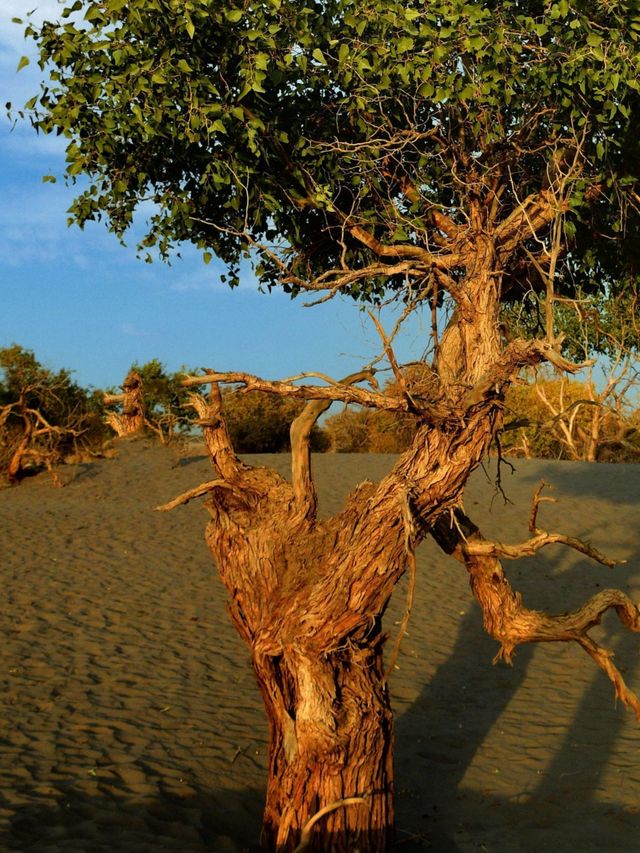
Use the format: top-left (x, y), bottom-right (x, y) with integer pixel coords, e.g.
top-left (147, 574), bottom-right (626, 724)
top-left (177, 267), bottom-right (515, 850)
top-left (194, 383), bottom-right (502, 850)
top-left (6, 412), bottom-right (33, 483)
top-left (256, 640), bottom-right (394, 851)
top-left (104, 370), bottom-right (145, 436)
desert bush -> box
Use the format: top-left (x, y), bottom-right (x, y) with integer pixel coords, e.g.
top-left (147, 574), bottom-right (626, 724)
top-left (502, 375), bottom-right (640, 461)
top-left (325, 366), bottom-right (436, 452)
top-left (0, 345), bottom-right (110, 482)
top-left (222, 390), bottom-right (330, 453)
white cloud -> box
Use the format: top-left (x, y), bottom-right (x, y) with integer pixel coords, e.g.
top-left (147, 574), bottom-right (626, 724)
top-left (118, 322), bottom-right (151, 338)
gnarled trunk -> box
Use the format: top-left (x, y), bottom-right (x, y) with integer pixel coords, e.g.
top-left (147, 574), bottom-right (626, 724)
top-left (195, 386), bottom-right (502, 850)
top-left (256, 639), bottom-right (394, 851)
top-left (161, 270), bottom-right (516, 850)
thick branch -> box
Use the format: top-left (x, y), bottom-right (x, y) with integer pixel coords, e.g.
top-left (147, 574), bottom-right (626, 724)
top-left (495, 189), bottom-right (567, 258)
top-left (462, 337), bottom-right (591, 410)
top-left (290, 370), bottom-right (374, 521)
top-left (189, 385), bottom-right (245, 479)
top-left (183, 370), bottom-right (448, 420)
top-left (432, 508), bottom-right (640, 719)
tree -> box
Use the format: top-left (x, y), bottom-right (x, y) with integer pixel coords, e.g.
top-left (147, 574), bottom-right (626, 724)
top-left (0, 345), bottom-right (108, 483)
top-left (325, 366), bottom-right (433, 451)
top-left (23, 2), bottom-right (640, 849)
top-left (104, 360), bottom-right (201, 443)
top-left (503, 289), bottom-right (640, 460)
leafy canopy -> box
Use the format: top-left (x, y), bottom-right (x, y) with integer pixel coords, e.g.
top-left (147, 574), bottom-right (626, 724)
top-left (21, 0), bottom-right (640, 302)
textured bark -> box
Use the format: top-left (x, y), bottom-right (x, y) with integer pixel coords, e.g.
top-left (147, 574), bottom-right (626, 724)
top-left (432, 508), bottom-right (640, 717)
top-left (104, 370), bottom-right (145, 436)
top-left (164, 254), bottom-right (615, 848)
top-left (191, 374), bottom-right (503, 850)
top-left (172, 263), bottom-right (532, 850)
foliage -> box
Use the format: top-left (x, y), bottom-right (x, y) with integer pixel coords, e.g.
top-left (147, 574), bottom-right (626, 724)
top-left (0, 345), bottom-right (109, 481)
top-left (19, 0), bottom-right (640, 308)
top-left (129, 358), bottom-right (199, 442)
top-left (222, 390), bottom-right (330, 452)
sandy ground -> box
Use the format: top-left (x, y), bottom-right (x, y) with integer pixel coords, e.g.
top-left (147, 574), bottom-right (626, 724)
top-left (1, 441), bottom-right (639, 852)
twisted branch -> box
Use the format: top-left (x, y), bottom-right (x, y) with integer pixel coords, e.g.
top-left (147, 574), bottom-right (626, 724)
top-left (290, 370), bottom-right (375, 521)
top-left (182, 369), bottom-right (449, 420)
top-left (432, 506), bottom-right (640, 719)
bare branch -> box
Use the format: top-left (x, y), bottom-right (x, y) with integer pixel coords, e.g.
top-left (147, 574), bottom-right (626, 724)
top-left (290, 370), bottom-right (375, 521)
top-left (367, 311), bottom-right (412, 406)
top-left (432, 508), bottom-right (640, 719)
top-left (182, 369), bottom-right (448, 421)
top-left (464, 530), bottom-right (624, 568)
top-left (155, 479), bottom-right (232, 512)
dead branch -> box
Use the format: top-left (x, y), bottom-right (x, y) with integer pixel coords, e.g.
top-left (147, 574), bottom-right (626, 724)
top-left (528, 481), bottom-right (557, 532)
top-left (155, 478), bottom-right (232, 512)
top-left (432, 507), bottom-right (640, 719)
top-left (188, 385), bottom-right (245, 479)
top-left (464, 531), bottom-right (624, 568)
top-left (367, 311), bottom-right (414, 408)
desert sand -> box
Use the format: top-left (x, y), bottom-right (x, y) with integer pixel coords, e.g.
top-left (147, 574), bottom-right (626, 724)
top-left (1, 441), bottom-right (639, 852)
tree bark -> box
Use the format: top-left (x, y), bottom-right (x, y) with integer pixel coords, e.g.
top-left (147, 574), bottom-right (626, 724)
top-left (190, 370), bottom-right (503, 850)
top-left (256, 640), bottom-right (394, 852)
top-left (104, 370), bottom-right (145, 436)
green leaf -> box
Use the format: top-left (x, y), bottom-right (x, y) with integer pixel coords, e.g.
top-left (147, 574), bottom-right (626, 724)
top-left (184, 15), bottom-right (195, 39)
top-left (16, 55), bottom-right (30, 72)
top-left (203, 251), bottom-right (213, 264)
top-left (225, 9), bottom-right (243, 23)
top-left (312, 48), bottom-right (326, 65)
top-left (396, 36), bottom-right (414, 54)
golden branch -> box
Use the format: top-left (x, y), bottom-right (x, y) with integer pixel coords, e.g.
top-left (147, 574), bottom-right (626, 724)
top-left (432, 508), bottom-right (640, 720)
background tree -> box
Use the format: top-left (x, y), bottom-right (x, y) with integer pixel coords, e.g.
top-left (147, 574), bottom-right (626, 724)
top-left (503, 289), bottom-right (640, 460)
top-left (104, 360), bottom-right (205, 443)
top-left (24, 1), bottom-right (640, 850)
top-left (325, 366), bottom-right (432, 452)
top-left (0, 344), bottom-right (108, 483)
top-left (222, 389), bottom-right (330, 452)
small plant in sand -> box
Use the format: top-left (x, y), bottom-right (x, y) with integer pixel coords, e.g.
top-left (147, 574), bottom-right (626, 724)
top-left (22, 1), bottom-right (640, 849)
top-left (0, 345), bottom-right (109, 484)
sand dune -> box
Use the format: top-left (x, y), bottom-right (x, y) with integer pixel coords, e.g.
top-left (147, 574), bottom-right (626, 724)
top-left (1, 441), bottom-right (639, 851)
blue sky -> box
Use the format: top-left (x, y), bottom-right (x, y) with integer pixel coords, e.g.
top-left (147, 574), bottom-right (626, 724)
top-left (0, 1), bottom-right (430, 392)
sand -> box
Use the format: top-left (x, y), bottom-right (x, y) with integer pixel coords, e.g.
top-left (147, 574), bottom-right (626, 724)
top-left (1, 441), bottom-right (639, 852)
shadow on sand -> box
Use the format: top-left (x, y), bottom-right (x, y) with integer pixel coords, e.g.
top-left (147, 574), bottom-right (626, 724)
top-left (393, 463), bottom-right (640, 851)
